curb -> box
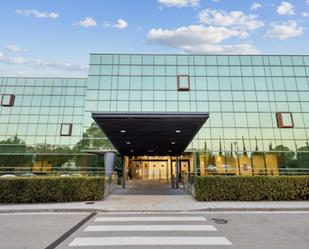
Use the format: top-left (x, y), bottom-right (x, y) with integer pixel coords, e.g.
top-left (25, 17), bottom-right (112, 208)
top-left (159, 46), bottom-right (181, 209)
top-left (1, 207), bottom-right (309, 214)
top-left (0, 209), bottom-right (105, 214)
top-left (193, 208), bottom-right (309, 212)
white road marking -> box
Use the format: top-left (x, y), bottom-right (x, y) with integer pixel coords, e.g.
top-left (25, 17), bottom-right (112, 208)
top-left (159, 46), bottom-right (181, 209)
top-left (69, 236), bottom-right (232, 246)
top-left (0, 212), bottom-right (89, 216)
top-left (98, 211), bottom-right (309, 215)
top-left (95, 216), bottom-right (206, 222)
top-left (84, 224), bottom-right (217, 232)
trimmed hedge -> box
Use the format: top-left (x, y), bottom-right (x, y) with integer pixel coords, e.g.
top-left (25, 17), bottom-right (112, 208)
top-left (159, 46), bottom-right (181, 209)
top-left (0, 176), bottom-right (104, 203)
top-left (194, 176), bottom-right (309, 201)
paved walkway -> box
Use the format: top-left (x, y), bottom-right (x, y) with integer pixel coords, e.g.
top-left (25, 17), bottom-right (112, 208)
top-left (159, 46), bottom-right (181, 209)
top-left (1, 197), bottom-right (309, 213)
top-left (113, 179), bottom-right (187, 195)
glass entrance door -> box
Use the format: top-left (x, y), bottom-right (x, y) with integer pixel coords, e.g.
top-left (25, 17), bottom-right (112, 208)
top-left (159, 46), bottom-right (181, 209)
top-left (127, 156), bottom-right (192, 182)
top-left (128, 160), bottom-right (169, 180)
top-left (171, 160), bottom-right (190, 174)
top-left (148, 161), bottom-right (168, 180)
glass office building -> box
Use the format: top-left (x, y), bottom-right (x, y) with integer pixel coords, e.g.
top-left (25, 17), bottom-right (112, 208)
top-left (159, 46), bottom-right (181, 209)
top-left (1, 54), bottom-right (309, 177)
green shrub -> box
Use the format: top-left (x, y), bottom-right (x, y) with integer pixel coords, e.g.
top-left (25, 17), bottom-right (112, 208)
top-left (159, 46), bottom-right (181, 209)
top-left (194, 176), bottom-right (309, 201)
top-left (0, 176), bottom-right (104, 203)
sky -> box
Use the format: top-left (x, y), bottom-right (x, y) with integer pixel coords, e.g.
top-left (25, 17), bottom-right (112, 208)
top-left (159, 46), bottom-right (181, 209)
top-left (0, 0), bottom-right (309, 77)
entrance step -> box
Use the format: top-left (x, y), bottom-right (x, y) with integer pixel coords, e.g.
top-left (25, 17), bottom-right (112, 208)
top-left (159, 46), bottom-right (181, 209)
top-left (113, 179), bottom-right (188, 195)
top-left (112, 188), bottom-right (187, 195)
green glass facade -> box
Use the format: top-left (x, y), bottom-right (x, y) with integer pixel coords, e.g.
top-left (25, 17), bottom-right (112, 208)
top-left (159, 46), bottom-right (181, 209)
top-left (0, 77), bottom-right (86, 146)
top-left (1, 54), bottom-right (309, 175)
top-left (0, 77), bottom-right (95, 175)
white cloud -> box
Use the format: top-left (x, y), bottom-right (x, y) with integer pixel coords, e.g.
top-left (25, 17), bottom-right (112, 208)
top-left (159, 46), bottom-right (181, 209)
top-left (147, 25), bottom-right (259, 54)
top-left (148, 25), bottom-right (248, 45)
top-left (158, 0), bottom-right (199, 7)
top-left (0, 54), bottom-right (87, 72)
top-left (16, 9), bottom-right (59, 19)
top-left (265, 21), bottom-right (304, 40)
top-left (0, 53), bottom-right (88, 77)
top-left (104, 19), bottom-right (128, 30)
top-left (5, 44), bottom-right (23, 52)
top-left (78, 17), bottom-right (97, 28)
top-left (185, 43), bottom-right (260, 54)
top-left (277, 2), bottom-right (295, 15)
top-left (251, 3), bottom-right (262, 11)
top-left (0, 69), bottom-right (29, 77)
top-left (33, 59), bottom-right (88, 72)
top-left (303, 12), bottom-right (309, 17)
top-left (113, 19), bottom-right (128, 29)
top-left (198, 9), bottom-right (264, 30)
top-left (7, 56), bottom-right (27, 64)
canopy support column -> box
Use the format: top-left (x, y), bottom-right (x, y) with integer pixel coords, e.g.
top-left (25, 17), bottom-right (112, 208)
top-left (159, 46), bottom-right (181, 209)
top-left (169, 156), bottom-right (173, 188)
top-left (176, 156), bottom-right (179, 189)
top-left (104, 151), bottom-right (116, 176)
top-left (122, 155), bottom-right (126, 189)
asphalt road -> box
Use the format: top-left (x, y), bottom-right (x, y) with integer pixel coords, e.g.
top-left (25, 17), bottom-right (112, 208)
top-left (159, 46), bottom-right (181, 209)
top-left (0, 212), bottom-right (88, 249)
top-left (0, 212), bottom-right (308, 249)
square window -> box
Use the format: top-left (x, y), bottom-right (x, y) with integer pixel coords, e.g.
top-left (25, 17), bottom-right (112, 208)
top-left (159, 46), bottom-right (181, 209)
top-left (276, 112), bottom-right (294, 128)
top-left (1, 94), bottom-right (15, 106)
top-left (177, 75), bottom-right (190, 91)
top-left (60, 123), bottom-right (73, 136)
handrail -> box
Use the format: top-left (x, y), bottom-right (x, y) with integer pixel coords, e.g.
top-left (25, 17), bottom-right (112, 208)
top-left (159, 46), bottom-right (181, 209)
top-left (0, 169), bottom-right (118, 176)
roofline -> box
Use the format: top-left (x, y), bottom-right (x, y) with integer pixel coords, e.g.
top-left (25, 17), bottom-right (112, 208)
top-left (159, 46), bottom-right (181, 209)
top-left (92, 112), bottom-right (209, 119)
top-left (90, 53), bottom-right (309, 56)
top-left (0, 76), bottom-right (88, 79)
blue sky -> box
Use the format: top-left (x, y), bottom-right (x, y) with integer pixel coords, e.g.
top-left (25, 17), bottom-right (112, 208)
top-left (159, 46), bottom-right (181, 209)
top-left (0, 0), bottom-right (309, 77)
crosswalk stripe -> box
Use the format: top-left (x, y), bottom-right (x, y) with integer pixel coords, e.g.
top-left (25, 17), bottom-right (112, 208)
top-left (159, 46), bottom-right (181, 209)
top-left (69, 236), bottom-right (232, 246)
top-left (84, 224), bottom-right (217, 232)
top-left (95, 216), bottom-right (206, 222)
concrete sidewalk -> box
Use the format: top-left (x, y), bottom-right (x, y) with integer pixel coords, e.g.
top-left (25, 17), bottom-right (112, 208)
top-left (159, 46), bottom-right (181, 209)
top-left (1, 194), bottom-right (309, 213)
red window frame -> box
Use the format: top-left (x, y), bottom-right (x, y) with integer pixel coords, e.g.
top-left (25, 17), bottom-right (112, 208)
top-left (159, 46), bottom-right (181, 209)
top-left (276, 112), bottom-right (294, 128)
top-left (177, 75), bottom-right (190, 91)
top-left (1, 94), bottom-right (15, 107)
top-left (60, 123), bottom-right (73, 136)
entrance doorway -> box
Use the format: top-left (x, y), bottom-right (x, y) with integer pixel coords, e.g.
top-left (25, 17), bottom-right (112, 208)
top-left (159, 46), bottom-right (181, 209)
top-left (127, 159), bottom-right (169, 191)
top-left (113, 154), bottom-right (193, 195)
top-left (128, 159), bottom-right (169, 181)
top-left (125, 155), bottom-right (193, 189)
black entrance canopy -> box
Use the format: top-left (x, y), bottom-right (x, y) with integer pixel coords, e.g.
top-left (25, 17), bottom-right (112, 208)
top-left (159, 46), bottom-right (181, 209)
top-left (91, 112), bottom-right (209, 156)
